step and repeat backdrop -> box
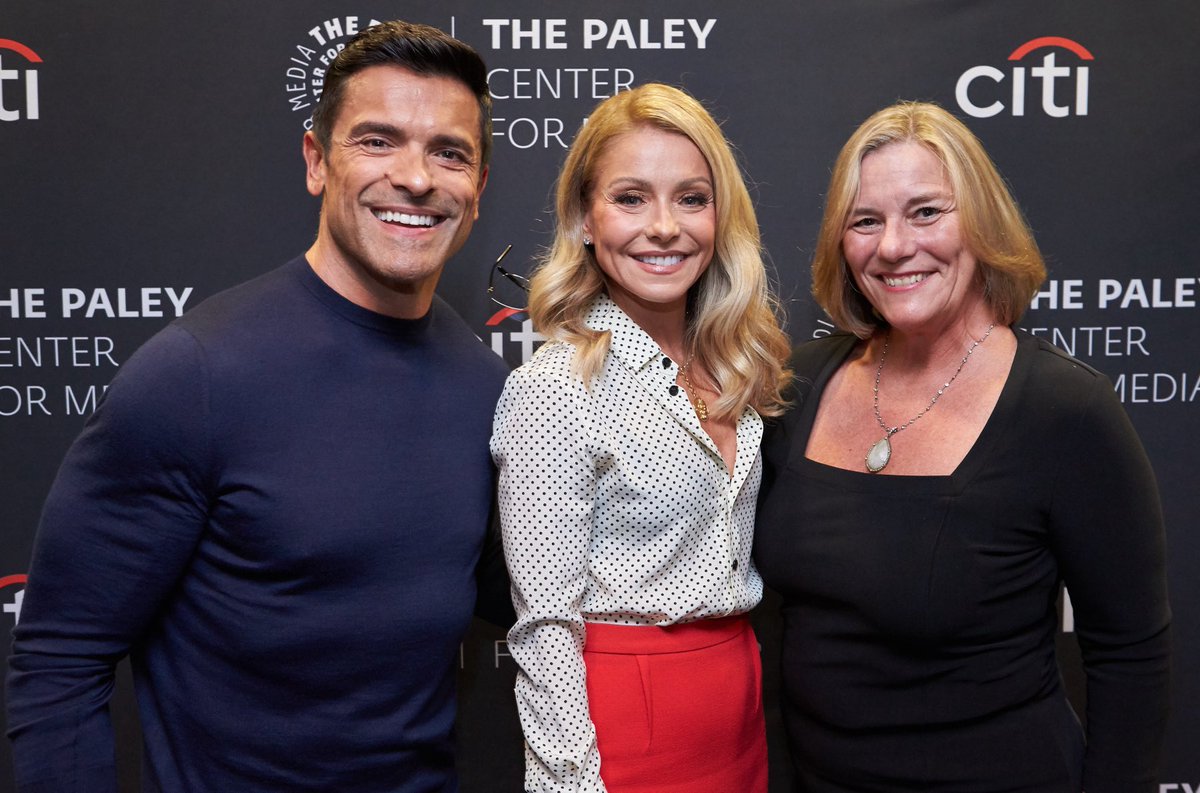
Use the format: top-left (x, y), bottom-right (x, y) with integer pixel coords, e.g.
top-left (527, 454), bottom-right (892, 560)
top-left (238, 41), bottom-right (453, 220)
top-left (3, 1), bottom-right (1197, 789)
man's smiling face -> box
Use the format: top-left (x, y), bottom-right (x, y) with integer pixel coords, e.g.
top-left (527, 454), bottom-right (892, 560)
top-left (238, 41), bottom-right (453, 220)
top-left (303, 64), bottom-right (487, 317)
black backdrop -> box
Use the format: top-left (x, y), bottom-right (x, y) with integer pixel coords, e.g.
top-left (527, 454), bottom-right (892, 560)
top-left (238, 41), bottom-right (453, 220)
top-left (3, 2), bottom-right (1197, 789)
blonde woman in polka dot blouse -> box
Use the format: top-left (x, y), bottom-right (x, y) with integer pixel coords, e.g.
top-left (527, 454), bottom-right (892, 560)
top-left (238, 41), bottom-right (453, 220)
top-left (491, 84), bottom-right (791, 793)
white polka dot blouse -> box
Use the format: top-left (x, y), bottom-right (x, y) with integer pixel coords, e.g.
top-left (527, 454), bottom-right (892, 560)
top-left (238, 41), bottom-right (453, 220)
top-left (491, 295), bottom-right (765, 792)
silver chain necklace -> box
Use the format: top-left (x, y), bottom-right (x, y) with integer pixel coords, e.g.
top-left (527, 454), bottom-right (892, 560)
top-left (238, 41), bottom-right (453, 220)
top-left (865, 324), bottom-right (995, 473)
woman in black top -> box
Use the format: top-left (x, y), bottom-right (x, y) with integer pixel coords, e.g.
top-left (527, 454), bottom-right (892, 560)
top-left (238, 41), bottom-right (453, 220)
top-left (755, 101), bottom-right (1170, 792)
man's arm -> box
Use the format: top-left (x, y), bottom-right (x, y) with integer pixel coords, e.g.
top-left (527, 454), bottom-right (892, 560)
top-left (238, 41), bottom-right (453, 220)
top-left (474, 494), bottom-right (517, 629)
top-left (6, 326), bottom-right (212, 792)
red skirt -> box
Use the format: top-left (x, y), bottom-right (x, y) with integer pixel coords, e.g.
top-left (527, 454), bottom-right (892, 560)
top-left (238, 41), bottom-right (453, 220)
top-left (583, 614), bottom-right (768, 792)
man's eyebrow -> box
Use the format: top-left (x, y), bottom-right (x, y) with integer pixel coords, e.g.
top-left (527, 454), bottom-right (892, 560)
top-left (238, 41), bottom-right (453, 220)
top-left (345, 121), bottom-right (404, 139)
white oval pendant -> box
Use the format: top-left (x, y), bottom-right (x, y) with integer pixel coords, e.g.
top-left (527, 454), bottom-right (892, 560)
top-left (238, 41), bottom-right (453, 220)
top-left (865, 437), bottom-right (892, 473)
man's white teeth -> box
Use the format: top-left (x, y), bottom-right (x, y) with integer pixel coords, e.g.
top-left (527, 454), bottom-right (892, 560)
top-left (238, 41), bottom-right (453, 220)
top-left (883, 273), bottom-right (927, 287)
top-left (374, 210), bottom-right (436, 227)
top-left (637, 255), bottom-right (683, 267)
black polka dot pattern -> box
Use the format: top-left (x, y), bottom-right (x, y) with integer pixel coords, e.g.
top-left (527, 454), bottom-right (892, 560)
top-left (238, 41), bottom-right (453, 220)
top-left (491, 296), bottom-right (765, 792)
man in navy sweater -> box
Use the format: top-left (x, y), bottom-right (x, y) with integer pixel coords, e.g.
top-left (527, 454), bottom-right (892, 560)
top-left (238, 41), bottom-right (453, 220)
top-left (6, 20), bottom-right (511, 792)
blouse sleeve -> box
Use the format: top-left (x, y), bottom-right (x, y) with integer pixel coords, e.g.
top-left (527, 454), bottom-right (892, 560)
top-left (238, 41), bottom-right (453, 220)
top-left (1046, 371), bottom-right (1171, 793)
top-left (491, 360), bottom-right (607, 793)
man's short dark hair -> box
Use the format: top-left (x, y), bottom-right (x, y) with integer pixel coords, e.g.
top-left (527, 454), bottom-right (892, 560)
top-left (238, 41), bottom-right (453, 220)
top-left (310, 20), bottom-right (493, 169)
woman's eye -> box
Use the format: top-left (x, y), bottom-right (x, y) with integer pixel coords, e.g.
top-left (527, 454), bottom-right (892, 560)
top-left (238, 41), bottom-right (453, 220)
top-left (913, 206), bottom-right (943, 223)
top-left (850, 217), bottom-right (878, 229)
top-left (613, 193), bottom-right (645, 207)
top-left (680, 193), bottom-right (712, 208)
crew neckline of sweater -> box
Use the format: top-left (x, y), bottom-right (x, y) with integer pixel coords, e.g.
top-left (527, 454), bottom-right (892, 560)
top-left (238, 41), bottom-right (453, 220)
top-left (291, 256), bottom-right (436, 338)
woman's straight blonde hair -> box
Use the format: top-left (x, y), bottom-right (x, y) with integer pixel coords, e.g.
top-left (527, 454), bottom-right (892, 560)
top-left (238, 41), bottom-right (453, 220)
top-left (528, 83), bottom-right (791, 419)
top-left (811, 101), bottom-right (1047, 338)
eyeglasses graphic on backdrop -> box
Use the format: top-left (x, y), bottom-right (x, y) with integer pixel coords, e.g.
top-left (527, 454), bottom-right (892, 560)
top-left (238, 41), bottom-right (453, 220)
top-left (487, 244), bottom-right (530, 310)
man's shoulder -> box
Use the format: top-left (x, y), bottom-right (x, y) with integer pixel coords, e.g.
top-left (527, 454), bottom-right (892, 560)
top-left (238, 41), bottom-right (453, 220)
top-left (428, 295), bottom-right (511, 382)
top-left (174, 258), bottom-right (308, 341)
top-left (96, 261), bottom-right (307, 409)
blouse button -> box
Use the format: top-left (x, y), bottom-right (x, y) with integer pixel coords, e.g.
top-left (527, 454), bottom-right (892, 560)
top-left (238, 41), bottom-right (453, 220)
top-left (662, 356), bottom-right (673, 368)
top-left (668, 385), bottom-right (680, 396)
top-left (732, 559), bottom-right (740, 570)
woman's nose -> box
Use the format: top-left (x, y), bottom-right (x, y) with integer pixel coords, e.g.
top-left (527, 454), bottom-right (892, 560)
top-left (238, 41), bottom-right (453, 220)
top-left (646, 203), bottom-right (680, 241)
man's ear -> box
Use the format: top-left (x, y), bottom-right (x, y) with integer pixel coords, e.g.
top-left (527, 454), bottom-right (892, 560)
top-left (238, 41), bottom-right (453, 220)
top-left (302, 131), bottom-right (326, 197)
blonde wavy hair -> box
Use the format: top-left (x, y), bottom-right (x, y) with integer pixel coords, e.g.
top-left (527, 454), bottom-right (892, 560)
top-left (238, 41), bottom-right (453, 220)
top-left (812, 101), bottom-right (1047, 339)
top-left (528, 83), bottom-right (791, 418)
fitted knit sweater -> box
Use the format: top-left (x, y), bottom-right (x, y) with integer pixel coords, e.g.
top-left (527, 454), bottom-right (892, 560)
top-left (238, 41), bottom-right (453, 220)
top-left (7, 256), bottom-right (511, 792)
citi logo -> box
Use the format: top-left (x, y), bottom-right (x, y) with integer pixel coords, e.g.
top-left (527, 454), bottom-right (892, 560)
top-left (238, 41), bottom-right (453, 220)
top-left (486, 308), bottom-right (545, 365)
top-left (1, 574), bottom-right (27, 627)
top-left (956, 36), bottom-right (1092, 119)
top-left (0, 39), bottom-right (42, 121)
